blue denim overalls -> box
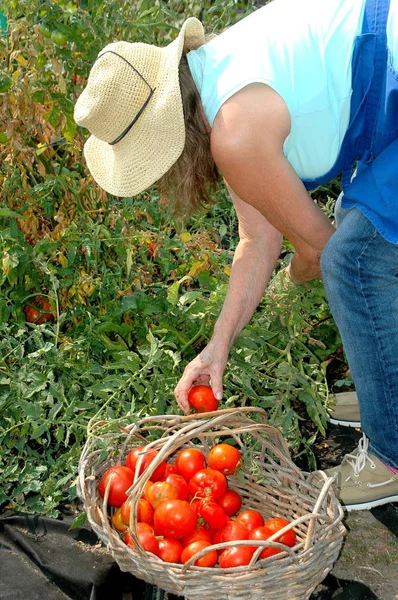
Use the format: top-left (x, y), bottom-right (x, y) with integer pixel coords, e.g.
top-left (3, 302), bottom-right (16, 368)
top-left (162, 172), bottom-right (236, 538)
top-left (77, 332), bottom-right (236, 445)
top-left (316, 0), bottom-right (398, 472)
top-left (303, 0), bottom-right (398, 244)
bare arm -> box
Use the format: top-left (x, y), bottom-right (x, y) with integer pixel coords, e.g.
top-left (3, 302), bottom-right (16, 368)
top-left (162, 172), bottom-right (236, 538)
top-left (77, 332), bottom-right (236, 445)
top-left (174, 186), bottom-right (282, 412)
top-left (211, 84), bottom-right (335, 283)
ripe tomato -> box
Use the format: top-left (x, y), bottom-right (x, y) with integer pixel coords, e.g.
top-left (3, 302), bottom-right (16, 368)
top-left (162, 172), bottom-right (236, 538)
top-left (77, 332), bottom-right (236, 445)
top-left (213, 521), bottom-right (249, 551)
top-left (208, 444), bottom-right (242, 475)
top-left (235, 510), bottom-right (264, 533)
top-left (161, 463), bottom-right (178, 479)
top-left (249, 526), bottom-right (283, 559)
top-left (181, 540), bottom-right (218, 568)
top-left (198, 498), bottom-right (228, 530)
top-left (175, 448), bottom-right (206, 482)
top-left (262, 518), bottom-right (296, 547)
top-left (158, 538), bottom-right (183, 563)
top-left (165, 474), bottom-right (189, 501)
top-left (218, 489), bottom-right (242, 516)
top-left (121, 498), bottom-right (154, 525)
top-left (219, 545), bottom-right (256, 568)
top-left (182, 525), bottom-right (213, 547)
top-left (189, 469), bottom-right (227, 502)
top-left (125, 446), bottom-right (166, 481)
top-left (187, 385), bottom-right (218, 413)
top-left (112, 507), bottom-right (128, 532)
top-left (24, 296), bottom-right (53, 324)
top-left (147, 481), bottom-right (178, 509)
top-left (97, 465), bottom-right (135, 508)
top-left (125, 523), bottom-right (159, 555)
top-left (154, 499), bottom-right (197, 540)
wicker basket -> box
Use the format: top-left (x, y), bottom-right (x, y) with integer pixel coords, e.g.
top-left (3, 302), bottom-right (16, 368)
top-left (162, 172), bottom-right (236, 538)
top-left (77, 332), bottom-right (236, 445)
top-left (78, 408), bottom-right (346, 600)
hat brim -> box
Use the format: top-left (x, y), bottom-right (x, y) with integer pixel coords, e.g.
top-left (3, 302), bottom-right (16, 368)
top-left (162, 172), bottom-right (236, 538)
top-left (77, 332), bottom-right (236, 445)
top-left (82, 18), bottom-right (205, 198)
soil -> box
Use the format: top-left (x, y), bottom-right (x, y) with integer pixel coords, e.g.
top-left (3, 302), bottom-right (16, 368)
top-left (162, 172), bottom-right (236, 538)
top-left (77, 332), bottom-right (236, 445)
top-left (312, 423), bottom-right (398, 600)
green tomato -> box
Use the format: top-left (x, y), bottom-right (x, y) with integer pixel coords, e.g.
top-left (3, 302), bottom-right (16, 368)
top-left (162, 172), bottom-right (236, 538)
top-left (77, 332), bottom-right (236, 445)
top-left (39, 24), bottom-right (52, 39)
top-left (51, 30), bottom-right (68, 47)
top-left (0, 72), bottom-right (12, 94)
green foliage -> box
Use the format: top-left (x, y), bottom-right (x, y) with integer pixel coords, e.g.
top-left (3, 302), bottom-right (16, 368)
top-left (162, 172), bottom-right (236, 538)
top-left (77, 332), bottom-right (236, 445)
top-left (0, 0), bottom-right (342, 515)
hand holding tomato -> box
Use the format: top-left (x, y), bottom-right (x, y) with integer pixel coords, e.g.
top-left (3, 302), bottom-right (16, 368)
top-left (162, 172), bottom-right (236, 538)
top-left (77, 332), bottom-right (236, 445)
top-left (187, 385), bottom-right (219, 413)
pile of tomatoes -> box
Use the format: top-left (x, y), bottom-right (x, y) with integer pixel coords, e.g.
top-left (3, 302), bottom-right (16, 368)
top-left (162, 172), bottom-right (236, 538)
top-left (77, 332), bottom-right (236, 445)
top-left (97, 442), bottom-right (296, 568)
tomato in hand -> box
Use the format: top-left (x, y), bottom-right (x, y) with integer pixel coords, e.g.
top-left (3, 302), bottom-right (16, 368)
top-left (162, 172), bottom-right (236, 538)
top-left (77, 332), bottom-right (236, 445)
top-left (165, 473), bottom-right (189, 501)
top-left (187, 385), bottom-right (219, 413)
top-left (208, 443), bottom-right (242, 475)
top-left (97, 465), bottom-right (135, 507)
top-left (154, 499), bottom-right (197, 540)
top-left (235, 509), bottom-right (265, 533)
top-left (158, 538), bottom-right (183, 563)
top-left (181, 540), bottom-right (218, 568)
top-left (218, 489), bottom-right (242, 516)
top-left (175, 448), bottom-right (206, 482)
top-left (189, 468), bottom-right (227, 502)
top-left (125, 446), bottom-right (166, 481)
top-left (198, 498), bottom-right (228, 530)
top-left (219, 545), bottom-right (256, 568)
top-left (147, 481), bottom-right (178, 509)
top-left (125, 523), bottom-right (159, 555)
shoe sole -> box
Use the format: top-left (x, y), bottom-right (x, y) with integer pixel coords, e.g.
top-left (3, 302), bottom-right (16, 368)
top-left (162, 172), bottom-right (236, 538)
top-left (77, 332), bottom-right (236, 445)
top-left (328, 417), bottom-right (361, 428)
top-left (343, 494), bottom-right (398, 511)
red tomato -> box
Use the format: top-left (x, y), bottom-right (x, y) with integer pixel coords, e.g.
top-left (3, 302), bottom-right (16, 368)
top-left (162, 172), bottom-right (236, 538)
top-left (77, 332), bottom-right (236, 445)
top-left (219, 545), bottom-right (256, 568)
top-left (125, 523), bottom-right (159, 555)
top-left (121, 498), bottom-right (154, 525)
top-left (218, 489), bottom-right (242, 516)
top-left (165, 474), bottom-right (189, 501)
top-left (262, 518), bottom-right (296, 548)
top-left (249, 526), bottom-right (283, 559)
top-left (161, 463), bottom-right (178, 479)
top-left (190, 498), bottom-right (202, 516)
top-left (181, 540), bottom-right (218, 568)
top-left (112, 507), bottom-right (128, 532)
top-left (175, 448), bottom-right (206, 482)
top-left (213, 521), bottom-right (249, 552)
top-left (158, 538), bottom-right (183, 563)
top-left (182, 525), bottom-right (213, 547)
top-left (154, 500), bottom-right (197, 540)
top-left (97, 465), bottom-right (135, 508)
top-left (187, 385), bottom-right (218, 413)
top-left (198, 498), bottom-right (228, 530)
top-left (189, 469), bottom-right (227, 502)
top-left (147, 481), bottom-right (178, 509)
top-left (24, 296), bottom-right (53, 324)
top-left (125, 446), bottom-right (166, 481)
top-left (235, 510), bottom-right (265, 533)
top-left (208, 444), bottom-right (242, 476)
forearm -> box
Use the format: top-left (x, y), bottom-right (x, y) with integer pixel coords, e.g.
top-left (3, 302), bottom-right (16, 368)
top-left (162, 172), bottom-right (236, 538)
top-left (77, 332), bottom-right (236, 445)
top-left (211, 233), bottom-right (282, 349)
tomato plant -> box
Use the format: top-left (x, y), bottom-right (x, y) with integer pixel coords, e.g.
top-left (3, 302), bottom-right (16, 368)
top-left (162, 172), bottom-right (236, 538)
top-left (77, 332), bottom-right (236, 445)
top-left (219, 545), bottom-right (256, 568)
top-left (188, 468), bottom-right (227, 501)
top-left (24, 296), bottom-right (53, 324)
top-left (235, 510), bottom-right (264, 533)
top-left (217, 489), bottom-right (242, 516)
top-left (187, 385), bottom-right (219, 413)
top-left (153, 499), bottom-right (197, 540)
top-left (181, 540), bottom-right (218, 568)
top-left (125, 446), bottom-right (166, 481)
top-left (175, 448), bottom-right (206, 482)
top-left (97, 466), bottom-right (135, 508)
top-left (208, 444), bottom-right (242, 475)
top-left (158, 538), bottom-right (183, 563)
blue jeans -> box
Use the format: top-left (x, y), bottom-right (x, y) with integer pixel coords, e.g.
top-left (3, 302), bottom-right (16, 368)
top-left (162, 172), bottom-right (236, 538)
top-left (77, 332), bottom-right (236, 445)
top-left (320, 198), bottom-right (398, 469)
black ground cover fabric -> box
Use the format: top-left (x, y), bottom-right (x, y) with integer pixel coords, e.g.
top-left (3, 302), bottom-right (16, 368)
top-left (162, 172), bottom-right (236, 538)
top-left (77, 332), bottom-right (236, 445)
top-left (0, 510), bottom-right (387, 600)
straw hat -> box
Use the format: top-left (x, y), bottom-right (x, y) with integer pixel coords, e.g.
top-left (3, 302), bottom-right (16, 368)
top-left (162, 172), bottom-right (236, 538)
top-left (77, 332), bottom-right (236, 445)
top-left (74, 18), bottom-right (205, 197)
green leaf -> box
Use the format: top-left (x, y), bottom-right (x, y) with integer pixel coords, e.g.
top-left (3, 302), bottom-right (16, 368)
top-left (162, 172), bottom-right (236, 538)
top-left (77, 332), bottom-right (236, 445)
top-left (69, 512), bottom-right (88, 530)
